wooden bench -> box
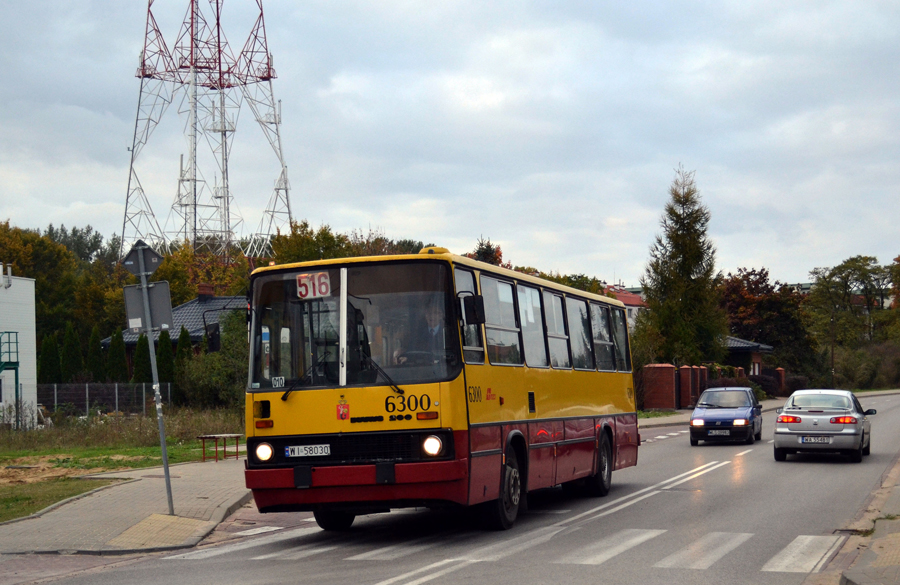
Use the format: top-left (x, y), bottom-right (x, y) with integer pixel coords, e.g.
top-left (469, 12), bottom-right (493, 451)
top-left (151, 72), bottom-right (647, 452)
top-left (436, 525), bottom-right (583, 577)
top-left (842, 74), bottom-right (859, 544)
top-left (197, 433), bottom-right (243, 462)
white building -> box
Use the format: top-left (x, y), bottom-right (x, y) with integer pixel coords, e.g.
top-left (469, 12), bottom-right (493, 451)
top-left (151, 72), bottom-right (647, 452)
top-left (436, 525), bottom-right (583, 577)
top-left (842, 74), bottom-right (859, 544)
top-left (0, 262), bottom-right (37, 428)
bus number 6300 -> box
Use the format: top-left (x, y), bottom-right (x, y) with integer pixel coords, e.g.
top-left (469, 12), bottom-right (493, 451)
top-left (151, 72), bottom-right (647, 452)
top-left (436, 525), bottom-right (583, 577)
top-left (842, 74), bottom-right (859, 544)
top-left (385, 394), bottom-right (431, 413)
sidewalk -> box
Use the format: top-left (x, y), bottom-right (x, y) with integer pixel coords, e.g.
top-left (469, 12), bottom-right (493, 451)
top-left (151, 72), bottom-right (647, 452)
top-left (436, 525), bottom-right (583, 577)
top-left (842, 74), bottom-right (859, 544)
top-left (0, 457), bottom-right (251, 554)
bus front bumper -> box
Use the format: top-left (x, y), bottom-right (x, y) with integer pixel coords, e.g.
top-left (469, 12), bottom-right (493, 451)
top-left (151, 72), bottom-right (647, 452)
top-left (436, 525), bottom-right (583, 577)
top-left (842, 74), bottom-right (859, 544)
top-left (245, 459), bottom-right (469, 511)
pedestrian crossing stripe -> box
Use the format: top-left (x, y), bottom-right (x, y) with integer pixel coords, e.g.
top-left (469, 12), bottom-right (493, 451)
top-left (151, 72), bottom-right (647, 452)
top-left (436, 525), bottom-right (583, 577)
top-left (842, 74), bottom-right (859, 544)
top-left (554, 528), bottom-right (667, 565)
top-left (169, 526), bottom-right (846, 574)
top-left (654, 531), bottom-right (753, 569)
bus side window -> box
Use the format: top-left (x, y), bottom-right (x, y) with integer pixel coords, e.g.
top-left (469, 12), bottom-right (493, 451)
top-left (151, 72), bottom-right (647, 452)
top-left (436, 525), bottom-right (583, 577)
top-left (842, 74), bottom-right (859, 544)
top-left (611, 308), bottom-right (632, 372)
top-left (481, 276), bottom-right (523, 365)
top-left (543, 291), bottom-right (571, 368)
top-left (517, 284), bottom-right (548, 367)
top-left (454, 268), bottom-right (485, 364)
top-left (590, 304), bottom-right (616, 371)
top-left (566, 297), bottom-right (594, 370)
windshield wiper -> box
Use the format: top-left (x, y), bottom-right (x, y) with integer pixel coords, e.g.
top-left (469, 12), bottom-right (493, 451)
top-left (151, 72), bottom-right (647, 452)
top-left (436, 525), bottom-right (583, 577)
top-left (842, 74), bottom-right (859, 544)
top-left (697, 402), bottom-right (718, 408)
top-left (281, 351), bottom-right (331, 401)
top-left (365, 355), bottom-right (404, 395)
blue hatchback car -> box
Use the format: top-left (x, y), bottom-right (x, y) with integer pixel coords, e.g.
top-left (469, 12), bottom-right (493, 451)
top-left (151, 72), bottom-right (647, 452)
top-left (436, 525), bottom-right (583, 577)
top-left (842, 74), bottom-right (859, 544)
top-left (689, 387), bottom-right (763, 446)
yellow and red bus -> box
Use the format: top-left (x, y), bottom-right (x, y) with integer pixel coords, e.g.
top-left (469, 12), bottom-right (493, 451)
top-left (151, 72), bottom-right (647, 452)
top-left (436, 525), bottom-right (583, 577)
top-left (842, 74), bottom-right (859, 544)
top-left (244, 247), bottom-right (638, 530)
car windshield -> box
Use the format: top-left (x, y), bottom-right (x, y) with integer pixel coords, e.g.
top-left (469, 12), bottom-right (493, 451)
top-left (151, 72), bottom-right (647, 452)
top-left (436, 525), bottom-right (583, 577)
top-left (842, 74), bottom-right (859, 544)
top-left (788, 394), bottom-right (851, 409)
top-left (697, 390), bottom-right (751, 408)
top-left (250, 261), bottom-right (461, 390)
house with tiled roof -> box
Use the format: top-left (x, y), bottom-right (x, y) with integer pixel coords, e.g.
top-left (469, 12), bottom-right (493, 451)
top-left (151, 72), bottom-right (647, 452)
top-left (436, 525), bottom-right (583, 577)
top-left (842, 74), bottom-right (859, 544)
top-left (103, 284), bottom-right (244, 350)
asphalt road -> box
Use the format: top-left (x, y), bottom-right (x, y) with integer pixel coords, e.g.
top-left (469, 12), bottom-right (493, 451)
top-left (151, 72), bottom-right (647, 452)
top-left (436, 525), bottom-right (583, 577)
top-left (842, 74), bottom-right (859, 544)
top-left (18, 393), bottom-right (900, 585)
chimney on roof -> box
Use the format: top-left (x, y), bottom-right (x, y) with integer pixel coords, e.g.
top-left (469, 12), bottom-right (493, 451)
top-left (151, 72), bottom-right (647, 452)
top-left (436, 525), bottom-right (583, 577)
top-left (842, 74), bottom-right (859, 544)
top-left (198, 283), bottom-right (214, 303)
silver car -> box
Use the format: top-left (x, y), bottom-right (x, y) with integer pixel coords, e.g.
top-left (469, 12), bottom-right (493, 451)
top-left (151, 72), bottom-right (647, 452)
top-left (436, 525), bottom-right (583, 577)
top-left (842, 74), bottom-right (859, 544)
top-left (773, 389), bottom-right (875, 462)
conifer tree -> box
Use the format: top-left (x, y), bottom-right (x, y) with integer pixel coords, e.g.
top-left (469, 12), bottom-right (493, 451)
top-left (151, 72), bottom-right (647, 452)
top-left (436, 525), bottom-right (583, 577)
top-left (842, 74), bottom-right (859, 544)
top-left (38, 334), bottom-right (61, 384)
top-left (172, 326), bottom-right (193, 404)
top-left (86, 325), bottom-right (105, 382)
top-left (156, 329), bottom-right (175, 384)
top-left (132, 334), bottom-right (153, 383)
top-left (60, 323), bottom-right (84, 383)
top-left (639, 167), bottom-right (728, 365)
top-left (107, 329), bottom-right (128, 382)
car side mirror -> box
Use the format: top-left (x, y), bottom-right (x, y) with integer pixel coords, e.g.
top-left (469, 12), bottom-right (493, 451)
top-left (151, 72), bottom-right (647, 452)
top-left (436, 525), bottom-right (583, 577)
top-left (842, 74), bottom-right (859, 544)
top-left (776, 407), bottom-right (783, 414)
top-left (865, 409), bottom-right (877, 416)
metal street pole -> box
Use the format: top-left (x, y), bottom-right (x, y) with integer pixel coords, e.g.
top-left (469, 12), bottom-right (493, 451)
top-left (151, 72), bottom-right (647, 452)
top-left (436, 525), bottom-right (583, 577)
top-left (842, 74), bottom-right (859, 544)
top-left (136, 243), bottom-right (175, 516)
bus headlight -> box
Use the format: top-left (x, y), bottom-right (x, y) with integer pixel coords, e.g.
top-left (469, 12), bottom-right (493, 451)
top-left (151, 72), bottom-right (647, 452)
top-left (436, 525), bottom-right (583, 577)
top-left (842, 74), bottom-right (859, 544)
top-left (255, 442), bottom-right (274, 462)
top-left (423, 436), bottom-right (443, 456)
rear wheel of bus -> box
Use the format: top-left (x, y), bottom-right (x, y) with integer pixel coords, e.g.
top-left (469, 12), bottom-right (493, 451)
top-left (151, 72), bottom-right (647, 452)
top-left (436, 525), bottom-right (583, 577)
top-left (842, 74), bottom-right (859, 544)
top-left (485, 448), bottom-right (521, 530)
top-left (314, 510), bottom-right (355, 531)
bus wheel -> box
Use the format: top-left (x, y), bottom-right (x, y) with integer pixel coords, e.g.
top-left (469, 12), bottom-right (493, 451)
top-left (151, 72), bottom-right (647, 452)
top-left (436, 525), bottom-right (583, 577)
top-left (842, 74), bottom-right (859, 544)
top-left (486, 449), bottom-right (521, 530)
top-left (585, 432), bottom-right (612, 497)
top-left (314, 510), bottom-right (355, 531)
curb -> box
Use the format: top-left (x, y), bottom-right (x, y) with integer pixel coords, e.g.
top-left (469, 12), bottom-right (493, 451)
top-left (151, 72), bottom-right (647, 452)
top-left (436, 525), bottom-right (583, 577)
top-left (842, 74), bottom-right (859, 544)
top-left (2, 490), bottom-right (254, 556)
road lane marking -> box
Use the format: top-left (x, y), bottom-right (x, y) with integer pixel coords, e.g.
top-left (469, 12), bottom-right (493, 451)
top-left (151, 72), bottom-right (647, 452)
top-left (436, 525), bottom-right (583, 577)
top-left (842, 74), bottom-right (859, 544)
top-left (460, 526), bottom-right (565, 561)
top-left (166, 526), bottom-right (321, 560)
top-left (660, 461), bottom-right (731, 490)
top-left (667, 433), bottom-right (680, 436)
top-left (347, 534), bottom-right (446, 561)
top-left (654, 436), bottom-right (669, 440)
top-left (254, 544), bottom-right (338, 560)
top-left (233, 526), bottom-right (284, 537)
top-left (654, 532), bottom-right (753, 569)
top-left (735, 449), bottom-right (753, 456)
top-left (587, 491), bottom-right (659, 521)
top-left (761, 535), bottom-right (845, 573)
top-left (554, 528), bottom-right (667, 565)
top-left (560, 461), bottom-right (723, 525)
top-left (370, 559), bottom-right (465, 585)
top-left (768, 440), bottom-right (774, 443)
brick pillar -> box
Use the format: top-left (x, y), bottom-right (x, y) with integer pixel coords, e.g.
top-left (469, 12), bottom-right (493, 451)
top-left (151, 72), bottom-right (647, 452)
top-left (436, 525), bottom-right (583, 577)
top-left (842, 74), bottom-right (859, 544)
top-left (737, 367), bottom-right (745, 378)
top-left (691, 366), bottom-right (701, 403)
top-left (679, 366), bottom-right (693, 408)
top-left (775, 368), bottom-right (786, 396)
top-left (699, 366), bottom-right (708, 393)
top-left (642, 364), bottom-right (677, 409)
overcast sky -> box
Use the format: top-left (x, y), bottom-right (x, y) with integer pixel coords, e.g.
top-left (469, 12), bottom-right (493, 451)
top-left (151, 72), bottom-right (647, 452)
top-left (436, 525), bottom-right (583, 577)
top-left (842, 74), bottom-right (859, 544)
top-left (1, 1), bottom-right (898, 286)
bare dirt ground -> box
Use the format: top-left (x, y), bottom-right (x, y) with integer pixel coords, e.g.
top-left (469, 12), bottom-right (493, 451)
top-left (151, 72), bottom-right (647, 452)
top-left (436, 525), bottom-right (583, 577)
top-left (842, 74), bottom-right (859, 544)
top-left (0, 455), bottom-right (153, 486)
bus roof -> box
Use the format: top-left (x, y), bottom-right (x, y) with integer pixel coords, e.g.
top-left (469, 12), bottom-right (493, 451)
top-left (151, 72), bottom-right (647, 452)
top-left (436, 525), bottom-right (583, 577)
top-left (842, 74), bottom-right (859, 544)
top-left (251, 247), bottom-right (626, 308)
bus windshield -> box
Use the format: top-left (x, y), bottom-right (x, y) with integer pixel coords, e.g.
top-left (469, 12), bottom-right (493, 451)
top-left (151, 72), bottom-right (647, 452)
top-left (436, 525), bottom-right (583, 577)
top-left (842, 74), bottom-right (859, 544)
top-left (250, 261), bottom-right (460, 390)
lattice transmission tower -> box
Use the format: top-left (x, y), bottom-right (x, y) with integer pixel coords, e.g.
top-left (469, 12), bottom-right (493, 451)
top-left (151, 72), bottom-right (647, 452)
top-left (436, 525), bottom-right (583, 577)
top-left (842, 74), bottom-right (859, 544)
top-left (120, 0), bottom-right (292, 259)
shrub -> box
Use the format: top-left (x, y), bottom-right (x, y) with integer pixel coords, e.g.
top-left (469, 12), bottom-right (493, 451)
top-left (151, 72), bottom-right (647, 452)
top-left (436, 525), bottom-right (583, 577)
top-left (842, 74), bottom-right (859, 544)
top-left (785, 375), bottom-right (809, 394)
top-left (748, 375), bottom-right (778, 398)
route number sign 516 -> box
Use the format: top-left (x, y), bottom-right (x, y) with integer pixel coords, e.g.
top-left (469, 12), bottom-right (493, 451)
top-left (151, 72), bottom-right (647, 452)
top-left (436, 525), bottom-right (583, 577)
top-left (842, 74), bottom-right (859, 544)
top-left (297, 272), bottom-right (332, 299)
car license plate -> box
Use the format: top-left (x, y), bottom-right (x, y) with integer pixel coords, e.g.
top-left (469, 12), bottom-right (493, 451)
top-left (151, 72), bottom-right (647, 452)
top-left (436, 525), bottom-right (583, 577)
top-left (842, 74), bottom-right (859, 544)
top-left (801, 436), bottom-right (830, 444)
top-left (286, 444), bottom-right (331, 457)
top-left (708, 430), bottom-right (730, 436)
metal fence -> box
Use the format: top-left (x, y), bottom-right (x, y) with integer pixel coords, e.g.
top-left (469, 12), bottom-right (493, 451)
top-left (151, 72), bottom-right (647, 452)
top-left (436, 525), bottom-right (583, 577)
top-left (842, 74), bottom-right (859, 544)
top-left (36, 383), bottom-right (173, 417)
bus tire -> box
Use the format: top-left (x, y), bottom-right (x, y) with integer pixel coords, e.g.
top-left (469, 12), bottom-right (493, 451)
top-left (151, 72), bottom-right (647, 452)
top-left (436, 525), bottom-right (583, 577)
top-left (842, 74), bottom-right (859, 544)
top-left (314, 510), bottom-right (355, 531)
top-left (585, 431), bottom-right (612, 497)
top-left (485, 448), bottom-right (521, 530)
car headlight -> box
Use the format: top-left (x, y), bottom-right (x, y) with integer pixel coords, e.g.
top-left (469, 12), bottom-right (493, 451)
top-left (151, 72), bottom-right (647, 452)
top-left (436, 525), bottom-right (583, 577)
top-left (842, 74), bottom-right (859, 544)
top-left (691, 419), bottom-right (704, 426)
top-left (255, 442), bottom-right (274, 461)
top-left (423, 435), bottom-right (443, 456)
top-left (733, 419), bottom-right (748, 426)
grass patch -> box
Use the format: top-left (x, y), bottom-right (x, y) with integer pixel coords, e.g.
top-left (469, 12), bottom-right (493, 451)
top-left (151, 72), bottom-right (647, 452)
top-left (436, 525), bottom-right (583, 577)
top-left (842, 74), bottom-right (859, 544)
top-left (638, 410), bottom-right (681, 419)
top-left (0, 478), bottom-right (119, 524)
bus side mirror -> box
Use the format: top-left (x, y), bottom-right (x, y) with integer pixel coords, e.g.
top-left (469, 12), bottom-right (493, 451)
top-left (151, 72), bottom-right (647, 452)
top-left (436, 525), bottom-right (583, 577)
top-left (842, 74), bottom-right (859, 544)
top-left (206, 323), bottom-right (221, 352)
top-left (463, 295), bottom-right (486, 325)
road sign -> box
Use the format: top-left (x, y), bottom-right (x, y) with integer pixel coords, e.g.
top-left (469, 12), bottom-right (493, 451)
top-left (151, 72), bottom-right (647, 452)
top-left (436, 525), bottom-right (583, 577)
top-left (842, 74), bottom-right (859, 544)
top-left (124, 282), bottom-right (174, 333)
top-left (122, 240), bottom-right (164, 277)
